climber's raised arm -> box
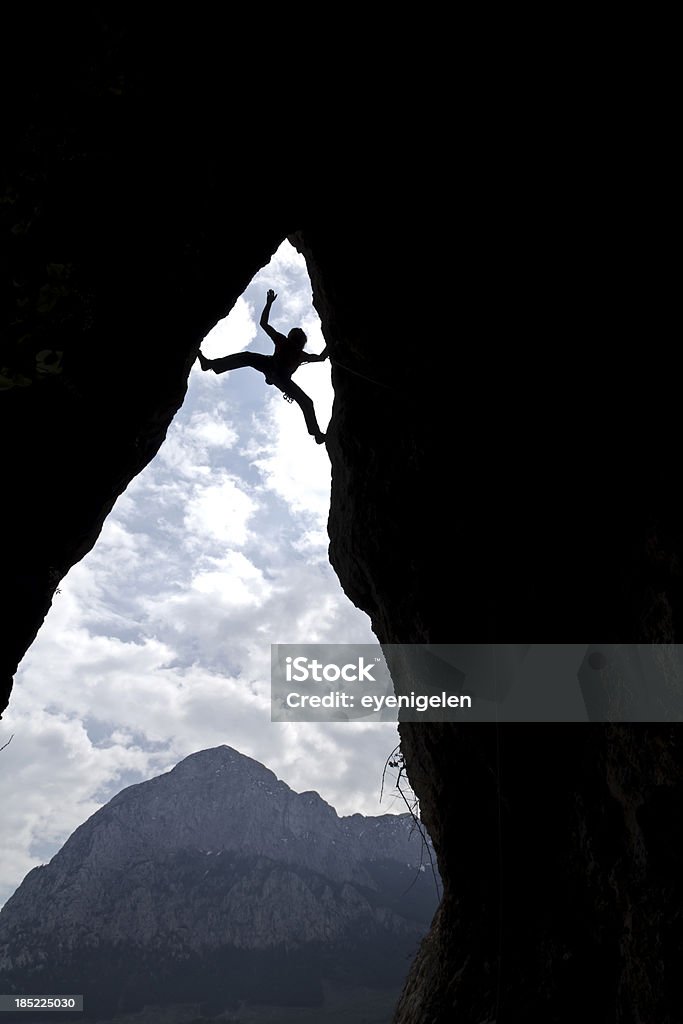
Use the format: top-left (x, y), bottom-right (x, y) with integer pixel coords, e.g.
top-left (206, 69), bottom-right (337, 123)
top-left (260, 289), bottom-right (287, 347)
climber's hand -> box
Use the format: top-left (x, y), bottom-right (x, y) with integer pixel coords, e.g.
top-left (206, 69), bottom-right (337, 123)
top-left (266, 289), bottom-right (277, 303)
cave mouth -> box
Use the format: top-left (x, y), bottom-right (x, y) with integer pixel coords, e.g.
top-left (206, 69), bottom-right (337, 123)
top-left (1, 239), bottom-right (401, 914)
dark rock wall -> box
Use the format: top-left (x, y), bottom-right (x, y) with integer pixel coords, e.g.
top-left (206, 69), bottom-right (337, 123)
top-left (1, 16), bottom-right (297, 708)
top-left (293, 216), bottom-right (683, 1023)
top-left (3, 16), bottom-right (681, 1024)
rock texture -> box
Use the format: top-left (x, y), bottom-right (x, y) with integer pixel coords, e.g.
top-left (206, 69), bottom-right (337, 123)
top-left (2, 13), bottom-right (681, 1024)
top-left (0, 746), bottom-right (437, 1018)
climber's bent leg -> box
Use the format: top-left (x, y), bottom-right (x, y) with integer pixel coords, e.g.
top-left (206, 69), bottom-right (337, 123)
top-left (200, 351), bottom-right (272, 375)
top-left (279, 380), bottom-right (326, 443)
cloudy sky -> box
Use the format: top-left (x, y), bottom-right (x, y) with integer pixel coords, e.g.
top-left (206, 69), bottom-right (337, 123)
top-left (0, 243), bottom-right (402, 909)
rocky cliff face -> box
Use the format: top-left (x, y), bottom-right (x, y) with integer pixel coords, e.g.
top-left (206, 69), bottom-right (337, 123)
top-left (292, 214), bottom-right (683, 1023)
top-left (2, 13), bottom-right (681, 1024)
top-left (0, 746), bottom-right (437, 1018)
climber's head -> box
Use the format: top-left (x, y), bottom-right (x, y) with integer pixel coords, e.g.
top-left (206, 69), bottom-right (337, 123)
top-left (287, 327), bottom-right (307, 351)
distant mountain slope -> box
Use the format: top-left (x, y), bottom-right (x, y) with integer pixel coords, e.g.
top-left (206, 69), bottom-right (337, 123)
top-left (0, 746), bottom-right (438, 1022)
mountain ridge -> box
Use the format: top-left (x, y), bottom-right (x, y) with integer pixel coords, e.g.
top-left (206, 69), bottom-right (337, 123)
top-left (0, 745), bottom-right (438, 1020)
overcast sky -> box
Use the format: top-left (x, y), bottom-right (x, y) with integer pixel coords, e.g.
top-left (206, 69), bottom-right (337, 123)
top-left (0, 243), bottom-right (402, 910)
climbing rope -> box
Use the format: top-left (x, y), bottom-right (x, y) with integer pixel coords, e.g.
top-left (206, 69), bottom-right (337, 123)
top-left (329, 356), bottom-right (401, 394)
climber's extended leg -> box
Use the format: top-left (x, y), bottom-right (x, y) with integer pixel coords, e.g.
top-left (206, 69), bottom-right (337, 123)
top-left (278, 379), bottom-right (326, 444)
top-left (198, 351), bottom-right (271, 375)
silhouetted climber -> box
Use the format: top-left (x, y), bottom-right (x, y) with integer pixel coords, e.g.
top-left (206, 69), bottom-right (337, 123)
top-left (197, 290), bottom-right (329, 443)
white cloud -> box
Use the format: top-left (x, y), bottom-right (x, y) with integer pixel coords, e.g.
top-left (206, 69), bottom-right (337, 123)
top-left (184, 475), bottom-right (257, 547)
top-left (185, 409), bottom-right (238, 449)
top-left (196, 295), bottom-right (257, 359)
top-left (158, 432), bottom-right (212, 481)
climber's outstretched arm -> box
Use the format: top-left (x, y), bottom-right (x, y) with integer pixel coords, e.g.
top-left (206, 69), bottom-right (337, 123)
top-left (260, 289), bottom-right (287, 347)
top-left (301, 346), bottom-right (329, 364)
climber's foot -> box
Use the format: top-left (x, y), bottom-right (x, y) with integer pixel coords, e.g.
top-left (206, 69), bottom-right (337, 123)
top-left (197, 351), bottom-right (211, 371)
top-left (314, 432), bottom-right (326, 445)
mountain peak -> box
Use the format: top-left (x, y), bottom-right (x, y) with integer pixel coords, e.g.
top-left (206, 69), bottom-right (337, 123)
top-left (172, 744), bottom-right (264, 768)
top-left (168, 744), bottom-right (283, 787)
